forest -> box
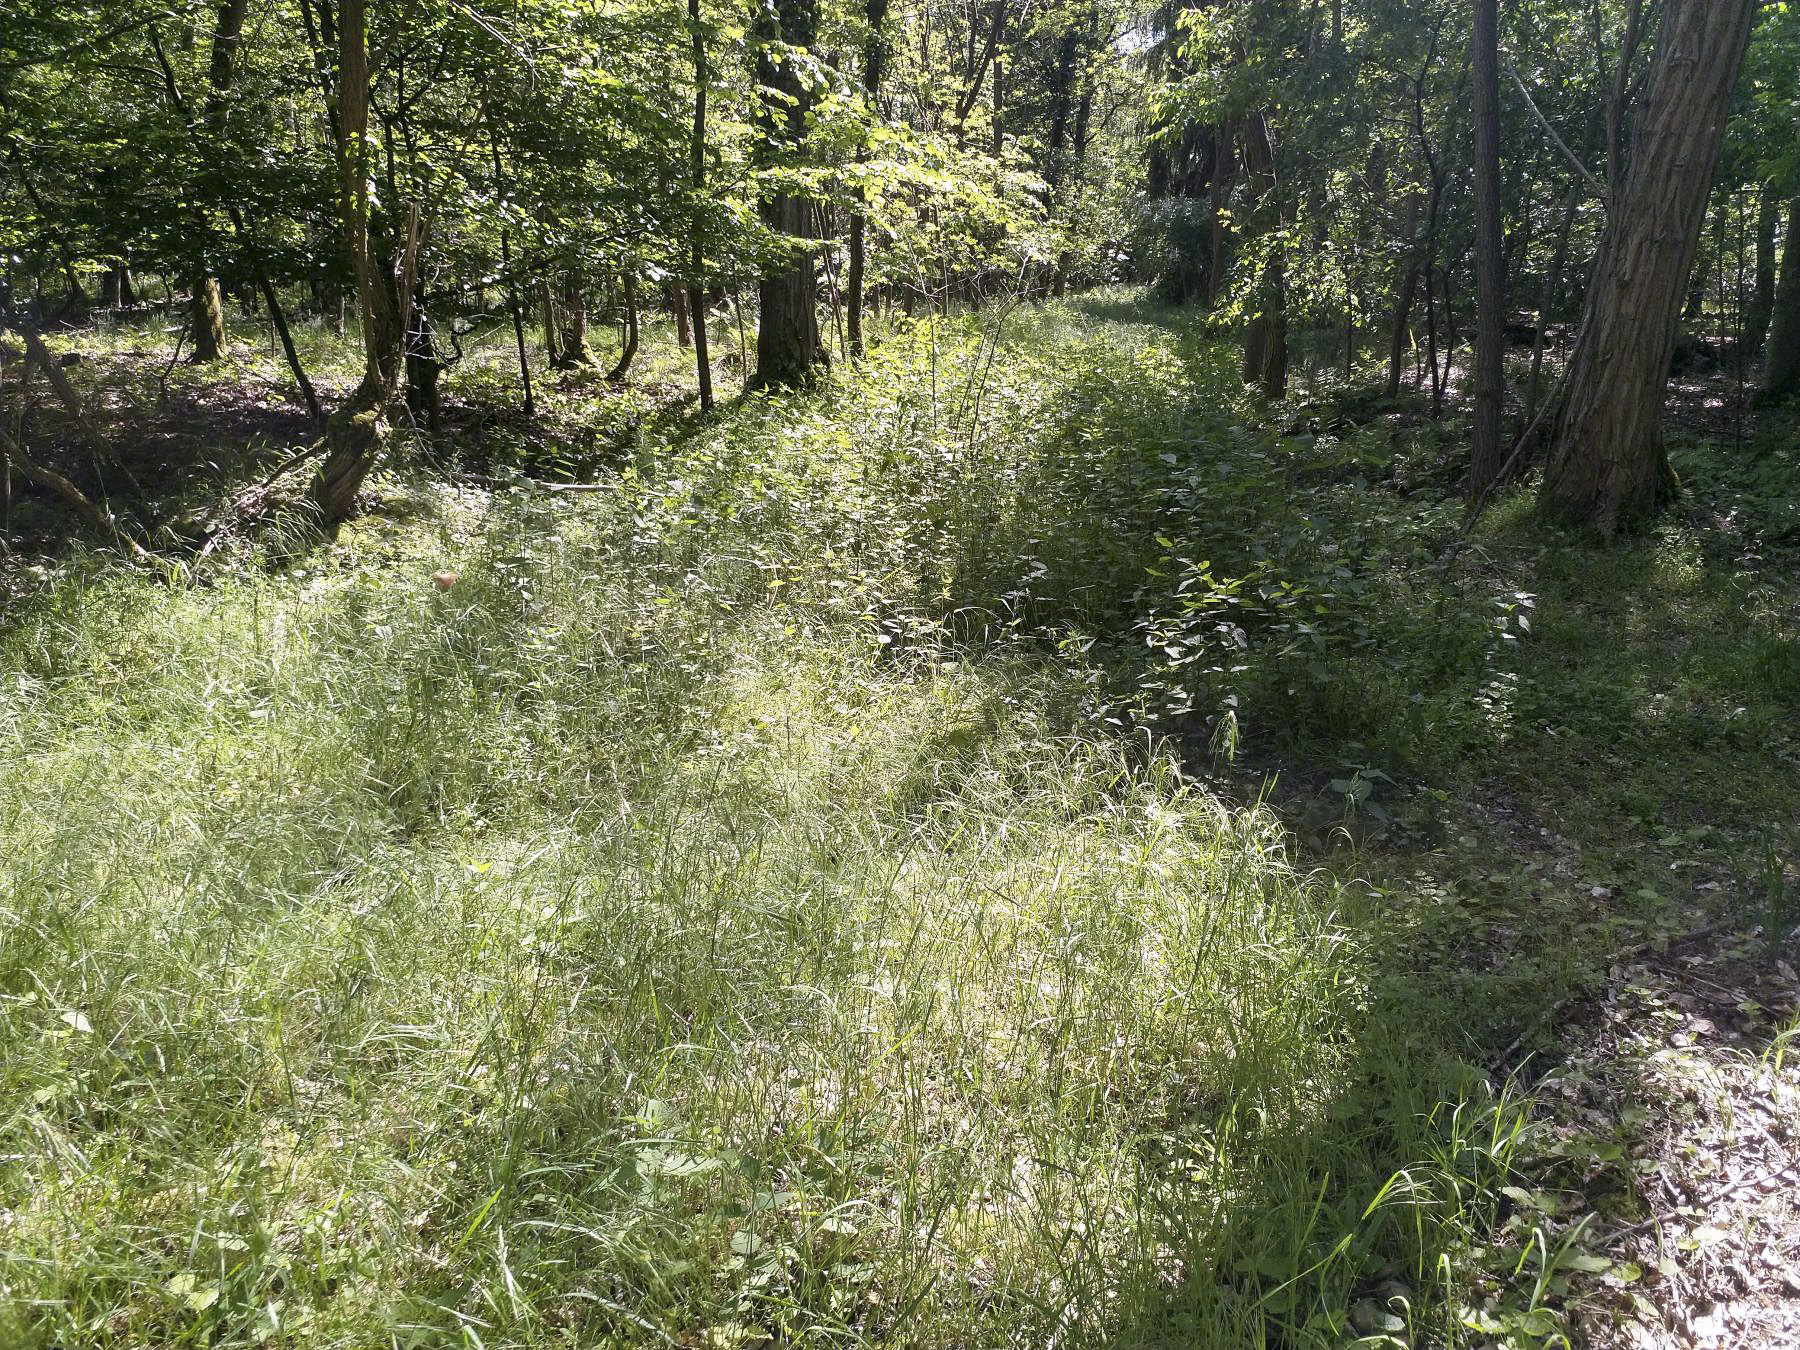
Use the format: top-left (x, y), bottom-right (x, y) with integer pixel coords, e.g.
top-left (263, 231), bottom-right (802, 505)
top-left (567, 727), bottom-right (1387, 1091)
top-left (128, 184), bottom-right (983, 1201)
top-left (2, 0), bottom-right (1799, 1345)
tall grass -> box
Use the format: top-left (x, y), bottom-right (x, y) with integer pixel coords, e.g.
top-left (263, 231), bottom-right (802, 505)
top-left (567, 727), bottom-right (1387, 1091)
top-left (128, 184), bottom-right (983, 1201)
top-left (1, 300), bottom-right (1528, 1347)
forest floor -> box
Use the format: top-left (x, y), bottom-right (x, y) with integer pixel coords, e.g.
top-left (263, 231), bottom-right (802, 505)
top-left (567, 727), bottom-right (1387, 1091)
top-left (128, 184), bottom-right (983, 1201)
top-left (2, 291), bottom-right (1797, 1349)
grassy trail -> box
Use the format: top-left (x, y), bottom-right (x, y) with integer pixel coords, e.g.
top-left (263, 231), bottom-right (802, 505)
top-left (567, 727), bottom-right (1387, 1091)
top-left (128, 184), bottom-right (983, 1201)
top-left (2, 295), bottom-right (1796, 1347)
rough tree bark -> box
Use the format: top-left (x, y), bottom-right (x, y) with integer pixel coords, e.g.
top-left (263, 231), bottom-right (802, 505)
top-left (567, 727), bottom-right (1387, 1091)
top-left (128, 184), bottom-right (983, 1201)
top-left (1468, 0), bottom-right (1505, 498)
top-left (102, 263), bottom-right (138, 308)
top-left (749, 0), bottom-right (826, 390)
top-left (1538, 0), bottom-right (1759, 530)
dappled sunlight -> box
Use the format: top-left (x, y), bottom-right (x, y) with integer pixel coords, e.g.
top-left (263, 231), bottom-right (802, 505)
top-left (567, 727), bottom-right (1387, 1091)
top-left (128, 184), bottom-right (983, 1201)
top-left (5, 296), bottom-right (1800, 1347)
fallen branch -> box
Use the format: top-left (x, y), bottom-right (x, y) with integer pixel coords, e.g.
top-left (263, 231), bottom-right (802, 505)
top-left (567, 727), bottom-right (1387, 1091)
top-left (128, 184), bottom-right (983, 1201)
top-left (450, 469), bottom-right (615, 494)
top-left (1503, 54), bottom-right (1607, 207)
top-left (0, 424), bottom-right (151, 560)
top-left (2, 313), bottom-right (104, 444)
top-left (196, 437), bottom-right (330, 559)
top-left (533, 479), bottom-right (615, 494)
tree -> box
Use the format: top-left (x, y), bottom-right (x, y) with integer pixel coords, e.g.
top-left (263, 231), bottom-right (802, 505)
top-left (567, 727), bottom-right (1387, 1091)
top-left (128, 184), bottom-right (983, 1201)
top-left (1747, 188), bottom-right (1780, 359)
top-left (846, 0), bottom-right (889, 358)
top-left (312, 0), bottom-right (415, 524)
top-left (1239, 110), bottom-right (1286, 399)
top-left (1467, 0), bottom-right (1504, 498)
top-left (689, 0), bottom-right (715, 412)
top-left (1538, 0), bottom-right (1761, 531)
top-left (185, 0), bottom-right (251, 363)
top-left (1762, 198), bottom-right (1800, 403)
top-left (749, 0), bottom-right (827, 391)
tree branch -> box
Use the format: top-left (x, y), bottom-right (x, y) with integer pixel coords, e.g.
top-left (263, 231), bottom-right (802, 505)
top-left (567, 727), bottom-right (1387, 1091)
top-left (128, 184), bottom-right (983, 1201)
top-left (1504, 55), bottom-right (1607, 206)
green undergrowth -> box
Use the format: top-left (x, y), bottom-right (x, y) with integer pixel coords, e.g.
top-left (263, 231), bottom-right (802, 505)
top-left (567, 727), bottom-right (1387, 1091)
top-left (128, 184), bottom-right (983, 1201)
top-left (4, 292), bottom-right (1796, 1347)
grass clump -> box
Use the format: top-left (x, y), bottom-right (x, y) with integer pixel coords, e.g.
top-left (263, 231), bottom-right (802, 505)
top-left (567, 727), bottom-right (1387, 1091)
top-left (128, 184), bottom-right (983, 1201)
top-left (0, 299), bottom-right (1536, 1348)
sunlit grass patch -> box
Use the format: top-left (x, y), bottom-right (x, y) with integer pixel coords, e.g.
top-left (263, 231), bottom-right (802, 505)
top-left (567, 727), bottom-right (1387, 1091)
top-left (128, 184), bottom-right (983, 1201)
top-left (5, 298), bottom-right (1559, 1347)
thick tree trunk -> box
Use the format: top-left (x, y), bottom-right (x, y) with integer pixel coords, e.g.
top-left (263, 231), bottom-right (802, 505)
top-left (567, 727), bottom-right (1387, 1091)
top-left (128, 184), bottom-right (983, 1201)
top-left (671, 284), bottom-right (692, 347)
top-left (101, 263), bottom-right (135, 308)
top-left (191, 274), bottom-right (227, 361)
top-left (1761, 197), bottom-right (1800, 404)
top-left (749, 0), bottom-right (827, 391)
top-left (1467, 0), bottom-right (1505, 498)
top-left (753, 196), bottom-right (825, 388)
top-left (1539, 0), bottom-right (1758, 530)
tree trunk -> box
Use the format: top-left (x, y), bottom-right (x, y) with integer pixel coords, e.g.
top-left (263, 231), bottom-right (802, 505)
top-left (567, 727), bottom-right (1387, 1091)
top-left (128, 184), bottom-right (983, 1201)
top-left (847, 0), bottom-right (889, 358)
top-left (1467, 0), bottom-right (1505, 498)
top-left (313, 0), bottom-right (409, 525)
top-left (1746, 186), bottom-right (1779, 361)
top-left (1761, 197), bottom-right (1800, 404)
top-left (1539, 0), bottom-right (1759, 530)
top-left (560, 273), bottom-right (593, 368)
top-left (540, 277), bottom-right (563, 368)
top-left (605, 276), bottom-right (640, 384)
top-left (1525, 175), bottom-right (1582, 427)
top-left (671, 284), bottom-right (692, 347)
top-left (186, 0), bottom-right (251, 363)
top-left (753, 196), bottom-right (825, 388)
top-left (101, 263), bottom-right (135, 308)
top-left (749, 0), bottom-right (826, 390)
top-left (689, 0), bottom-right (714, 410)
top-left (1240, 112), bottom-right (1286, 398)
top-left (406, 304), bottom-right (443, 442)
top-left (191, 274), bottom-right (227, 361)
top-left (249, 254), bottom-right (322, 427)
top-left (1386, 194), bottom-right (1421, 398)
